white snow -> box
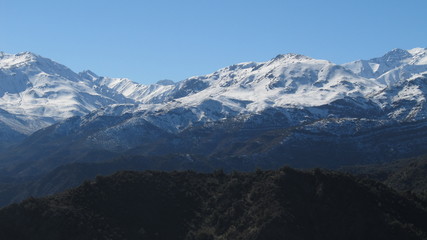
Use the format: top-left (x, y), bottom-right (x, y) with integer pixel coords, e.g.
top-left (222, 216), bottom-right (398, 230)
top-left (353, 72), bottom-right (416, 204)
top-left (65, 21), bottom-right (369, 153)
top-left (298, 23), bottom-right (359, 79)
top-left (0, 52), bottom-right (38, 69)
top-left (368, 63), bottom-right (380, 73)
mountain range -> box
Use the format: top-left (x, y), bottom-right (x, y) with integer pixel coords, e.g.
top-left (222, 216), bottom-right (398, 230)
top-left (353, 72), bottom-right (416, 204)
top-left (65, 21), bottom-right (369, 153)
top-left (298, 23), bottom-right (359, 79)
top-left (0, 48), bottom-right (427, 177)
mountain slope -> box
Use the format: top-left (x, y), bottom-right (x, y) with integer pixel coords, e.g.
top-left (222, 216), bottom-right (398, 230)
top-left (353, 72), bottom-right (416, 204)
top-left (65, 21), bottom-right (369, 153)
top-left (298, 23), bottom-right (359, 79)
top-left (342, 154), bottom-right (427, 195)
top-left (373, 73), bottom-right (427, 120)
top-left (1, 168), bottom-right (427, 240)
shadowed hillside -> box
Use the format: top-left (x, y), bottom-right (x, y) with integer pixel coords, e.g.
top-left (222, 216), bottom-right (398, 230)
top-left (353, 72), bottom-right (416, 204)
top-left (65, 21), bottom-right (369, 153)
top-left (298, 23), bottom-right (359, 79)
top-left (1, 168), bottom-right (427, 240)
top-left (342, 154), bottom-right (427, 196)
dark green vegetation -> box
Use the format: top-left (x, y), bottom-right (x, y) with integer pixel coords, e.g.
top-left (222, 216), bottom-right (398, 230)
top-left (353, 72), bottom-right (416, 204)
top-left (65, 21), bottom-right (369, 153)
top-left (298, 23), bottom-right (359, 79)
top-left (3, 152), bottom-right (427, 208)
top-left (0, 154), bottom-right (229, 207)
top-left (343, 154), bottom-right (427, 196)
top-left (1, 168), bottom-right (427, 240)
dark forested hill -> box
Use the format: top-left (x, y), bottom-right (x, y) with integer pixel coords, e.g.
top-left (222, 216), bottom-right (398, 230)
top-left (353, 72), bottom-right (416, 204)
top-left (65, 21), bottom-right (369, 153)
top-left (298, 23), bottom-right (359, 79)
top-left (342, 154), bottom-right (427, 196)
top-left (1, 168), bottom-right (426, 240)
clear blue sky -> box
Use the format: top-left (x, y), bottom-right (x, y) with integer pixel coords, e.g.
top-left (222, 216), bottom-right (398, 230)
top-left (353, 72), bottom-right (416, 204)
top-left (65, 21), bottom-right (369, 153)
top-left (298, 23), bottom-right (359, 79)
top-left (1, 0), bottom-right (426, 84)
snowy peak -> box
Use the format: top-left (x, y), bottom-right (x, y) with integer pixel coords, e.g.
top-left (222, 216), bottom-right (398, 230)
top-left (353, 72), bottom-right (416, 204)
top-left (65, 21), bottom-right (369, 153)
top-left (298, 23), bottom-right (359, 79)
top-left (0, 51), bottom-right (82, 84)
top-left (0, 51), bottom-right (143, 133)
top-left (342, 47), bottom-right (427, 85)
top-left (92, 76), bottom-right (175, 104)
top-left (167, 52), bottom-right (381, 113)
top-left (0, 52), bottom-right (40, 69)
top-left (408, 47), bottom-right (427, 65)
top-left (78, 70), bottom-right (99, 81)
top-left (369, 48), bottom-right (427, 67)
top-left (271, 53), bottom-right (314, 62)
top-left (376, 48), bottom-right (412, 65)
top-left (0, 51), bottom-right (70, 74)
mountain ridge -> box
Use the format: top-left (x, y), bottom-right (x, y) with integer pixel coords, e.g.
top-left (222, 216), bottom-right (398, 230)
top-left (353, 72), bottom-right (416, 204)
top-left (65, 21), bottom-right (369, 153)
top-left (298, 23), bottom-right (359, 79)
top-left (1, 48), bottom-right (427, 174)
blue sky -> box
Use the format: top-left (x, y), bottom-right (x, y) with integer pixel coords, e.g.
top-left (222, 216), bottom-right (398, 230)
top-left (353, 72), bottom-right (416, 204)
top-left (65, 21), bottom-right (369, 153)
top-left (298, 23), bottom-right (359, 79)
top-left (2, 0), bottom-right (426, 84)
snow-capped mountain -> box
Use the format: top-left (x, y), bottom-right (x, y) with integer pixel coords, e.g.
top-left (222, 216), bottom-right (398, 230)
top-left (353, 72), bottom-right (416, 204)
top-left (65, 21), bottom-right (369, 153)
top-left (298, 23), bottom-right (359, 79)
top-left (1, 48), bottom-right (427, 175)
top-left (0, 52), bottom-right (137, 131)
top-left (70, 48), bottom-right (427, 133)
top-left (89, 48), bottom-right (427, 126)
top-left (0, 52), bottom-right (140, 137)
top-left (343, 48), bottom-right (427, 85)
top-left (81, 70), bottom-right (175, 104)
top-left (1, 47), bottom-right (425, 135)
